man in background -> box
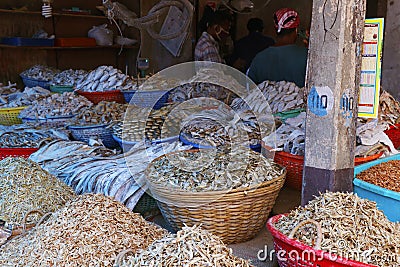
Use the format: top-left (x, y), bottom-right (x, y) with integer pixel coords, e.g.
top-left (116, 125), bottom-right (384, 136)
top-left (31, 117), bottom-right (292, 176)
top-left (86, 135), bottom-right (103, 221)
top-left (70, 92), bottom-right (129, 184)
top-left (230, 18), bottom-right (275, 73)
top-left (194, 10), bottom-right (232, 63)
top-left (247, 8), bottom-right (308, 87)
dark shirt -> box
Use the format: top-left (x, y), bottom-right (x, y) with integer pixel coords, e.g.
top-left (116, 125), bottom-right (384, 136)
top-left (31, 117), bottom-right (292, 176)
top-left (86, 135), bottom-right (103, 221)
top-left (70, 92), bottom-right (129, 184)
top-left (231, 32), bottom-right (275, 72)
top-left (247, 44), bottom-right (308, 87)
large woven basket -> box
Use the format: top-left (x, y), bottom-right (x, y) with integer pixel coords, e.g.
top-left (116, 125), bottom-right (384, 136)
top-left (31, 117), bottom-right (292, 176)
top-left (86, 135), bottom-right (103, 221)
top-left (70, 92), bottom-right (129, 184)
top-left (146, 150), bottom-right (286, 244)
top-left (68, 124), bottom-right (119, 148)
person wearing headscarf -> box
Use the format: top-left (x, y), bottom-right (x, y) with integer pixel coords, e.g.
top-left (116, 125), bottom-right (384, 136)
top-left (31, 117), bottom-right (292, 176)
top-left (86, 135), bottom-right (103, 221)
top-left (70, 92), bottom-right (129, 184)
top-left (229, 18), bottom-right (275, 73)
top-left (195, 10), bottom-right (232, 63)
top-left (247, 8), bottom-right (308, 87)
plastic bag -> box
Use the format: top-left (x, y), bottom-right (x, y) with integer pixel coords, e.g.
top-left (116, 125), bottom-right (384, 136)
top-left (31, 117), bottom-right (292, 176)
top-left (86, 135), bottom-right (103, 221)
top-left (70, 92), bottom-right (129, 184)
top-left (88, 24), bottom-right (113, 46)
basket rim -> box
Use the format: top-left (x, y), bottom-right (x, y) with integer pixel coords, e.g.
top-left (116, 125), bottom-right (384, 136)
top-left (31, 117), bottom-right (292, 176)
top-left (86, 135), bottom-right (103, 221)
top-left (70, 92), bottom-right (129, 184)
top-left (0, 106), bottom-right (28, 112)
top-left (0, 147), bottom-right (39, 151)
top-left (68, 123), bottom-right (109, 130)
top-left (50, 84), bottom-right (74, 88)
top-left (76, 89), bottom-right (122, 95)
top-left (267, 214), bottom-right (375, 267)
top-left (111, 133), bottom-right (139, 145)
top-left (20, 114), bottom-right (76, 120)
top-left (146, 148), bottom-right (286, 197)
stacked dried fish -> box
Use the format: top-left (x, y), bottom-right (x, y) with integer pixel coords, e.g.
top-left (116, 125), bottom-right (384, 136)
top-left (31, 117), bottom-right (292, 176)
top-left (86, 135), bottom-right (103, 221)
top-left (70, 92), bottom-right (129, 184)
top-left (30, 140), bottom-right (191, 210)
top-left (231, 80), bottom-right (305, 114)
top-left (19, 92), bottom-right (93, 119)
top-left (76, 65), bottom-right (135, 92)
top-left (0, 86), bottom-right (51, 108)
top-left (356, 160), bottom-right (400, 192)
top-left (0, 124), bottom-right (69, 148)
top-left (120, 225), bottom-right (253, 267)
top-left (74, 101), bottom-right (128, 125)
top-left (20, 64), bottom-right (60, 81)
top-left (137, 73), bottom-right (180, 91)
top-left (147, 146), bottom-right (284, 192)
top-left (263, 112), bottom-right (306, 155)
top-left (50, 69), bottom-right (88, 86)
top-left (0, 157), bottom-right (75, 227)
top-left (274, 192), bottom-right (400, 266)
top-left (0, 81), bottom-right (18, 95)
top-left (379, 90), bottom-right (400, 125)
top-left (0, 194), bottom-right (167, 266)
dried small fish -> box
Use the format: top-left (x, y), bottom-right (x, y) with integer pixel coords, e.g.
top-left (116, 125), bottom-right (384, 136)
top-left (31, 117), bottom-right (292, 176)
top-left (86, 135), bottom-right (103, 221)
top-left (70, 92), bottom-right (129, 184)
top-left (0, 81), bottom-right (19, 95)
top-left (356, 160), bottom-right (400, 192)
top-left (379, 90), bottom-right (400, 125)
top-left (51, 69), bottom-right (88, 86)
top-left (0, 86), bottom-right (51, 108)
top-left (0, 157), bottom-right (75, 227)
top-left (20, 64), bottom-right (60, 81)
top-left (147, 146), bottom-right (284, 192)
top-left (74, 101), bottom-right (128, 125)
top-left (119, 225), bottom-right (253, 267)
top-left (0, 194), bottom-right (167, 266)
top-left (274, 192), bottom-right (400, 266)
top-left (19, 92), bottom-right (93, 119)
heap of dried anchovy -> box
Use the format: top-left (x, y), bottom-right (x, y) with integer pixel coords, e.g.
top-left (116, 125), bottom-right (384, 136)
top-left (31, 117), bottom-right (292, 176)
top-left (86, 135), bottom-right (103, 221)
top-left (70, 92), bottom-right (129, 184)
top-left (275, 192), bottom-right (400, 266)
top-left (147, 147), bottom-right (284, 192)
top-left (19, 92), bottom-right (93, 119)
top-left (74, 101), bottom-right (129, 125)
top-left (51, 69), bottom-right (87, 86)
top-left (0, 157), bottom-right (75, 227)
top-left (356, 160), bottom-right (400, 192)
top-left (0, 194), bottom-right (167, 266)
top-left (120, 225), bottom-right (253, 267)
top-left (20, 64), bottom-right (60, 81)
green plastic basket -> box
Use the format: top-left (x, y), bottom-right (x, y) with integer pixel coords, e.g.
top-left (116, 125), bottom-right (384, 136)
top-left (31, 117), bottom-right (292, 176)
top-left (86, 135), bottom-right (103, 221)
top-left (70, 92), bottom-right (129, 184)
top-left (273, 108), bottom-right (305, 122)
top-left (133, 192), bottom-right (158, 214)
top-left (50, 85), bottom-right (74, 94)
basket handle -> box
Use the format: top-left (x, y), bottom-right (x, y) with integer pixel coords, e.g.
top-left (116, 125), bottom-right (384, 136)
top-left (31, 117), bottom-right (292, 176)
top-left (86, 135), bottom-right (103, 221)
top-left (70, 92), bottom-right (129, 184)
top-left (288, 219), bottom-right (322, 250)
top-left (21, 209), bottom-right (44, 233)
top-left (114, 249), bottom-right (135, 267)
top-left (35, 212), bottom-right (53, 228)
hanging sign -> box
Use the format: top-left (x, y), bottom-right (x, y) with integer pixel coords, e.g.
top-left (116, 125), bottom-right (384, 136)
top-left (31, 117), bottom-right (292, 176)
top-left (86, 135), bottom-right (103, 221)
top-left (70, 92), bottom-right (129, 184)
top-left (358, 18), bottom-right (384, 118)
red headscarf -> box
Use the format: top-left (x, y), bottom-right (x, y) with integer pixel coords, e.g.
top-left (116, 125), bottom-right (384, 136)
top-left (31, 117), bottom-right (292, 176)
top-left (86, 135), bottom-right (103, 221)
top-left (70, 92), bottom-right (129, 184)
top-left (274, 8), bottom-right (300, 33)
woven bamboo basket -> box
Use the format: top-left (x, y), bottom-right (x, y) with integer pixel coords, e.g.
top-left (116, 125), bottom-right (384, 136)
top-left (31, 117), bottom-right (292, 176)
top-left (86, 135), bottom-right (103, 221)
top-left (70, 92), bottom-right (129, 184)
top-left (146, 150), bottom-right (286, 244)
top-left (9, 209), bottom-right (44, 239)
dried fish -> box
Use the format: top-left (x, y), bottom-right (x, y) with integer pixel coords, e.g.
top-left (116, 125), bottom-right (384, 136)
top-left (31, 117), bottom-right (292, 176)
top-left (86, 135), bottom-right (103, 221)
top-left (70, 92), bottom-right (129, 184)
top-left (19, 92), bottom-right (93, 119)
top-left (0, 157), bottom-right (75, 227)
top-left (356, 160), bottom-right (400, 192)
top-left (76, 65), bottom-right (135, 92)
top-left (51, 69), bottom-right (88, 86)
top-left (274, 192), bottom-right (400, 266)
top-left (0, 86), bottom-right (51, 108)
top-left (119, 225), bottom-right (253, 267)
top-left (147, 146), bottom-right (284, 192)
top-left (379, 90), bottom-right (400, 125)
top-left (20, 64), bottom-right (60, 81)
top-left (74, 101), bottom-right (129, 125)
top-left (0, 194), bottom-right (167, 266)
top-left (0, 81), bottom-right (19, 95)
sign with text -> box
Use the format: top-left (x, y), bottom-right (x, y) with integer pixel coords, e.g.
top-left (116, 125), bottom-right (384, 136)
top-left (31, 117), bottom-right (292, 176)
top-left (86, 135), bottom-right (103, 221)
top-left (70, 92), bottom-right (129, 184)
top-left (358, 18), bottom-right (384, 118)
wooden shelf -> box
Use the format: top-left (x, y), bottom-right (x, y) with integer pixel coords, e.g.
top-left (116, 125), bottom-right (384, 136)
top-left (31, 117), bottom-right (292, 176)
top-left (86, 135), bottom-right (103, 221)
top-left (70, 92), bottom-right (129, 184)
top-left (0, 44), bottom-right (138, 50)
top-left (0, 8), bottom-right (107, 19)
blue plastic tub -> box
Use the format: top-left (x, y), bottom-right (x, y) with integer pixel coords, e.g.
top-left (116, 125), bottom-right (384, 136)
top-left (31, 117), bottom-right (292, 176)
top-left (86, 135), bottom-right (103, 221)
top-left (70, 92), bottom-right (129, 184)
top-left (128, 90), bottom-right (169, 110)
top-left (20, 75), bottom-right (51, 89)
top-left (1, 37), bottom-right (54, 46)
top-left (122, 90), bottom-right (136, 103)
top-left (354, 153), bottom-right (400, 222)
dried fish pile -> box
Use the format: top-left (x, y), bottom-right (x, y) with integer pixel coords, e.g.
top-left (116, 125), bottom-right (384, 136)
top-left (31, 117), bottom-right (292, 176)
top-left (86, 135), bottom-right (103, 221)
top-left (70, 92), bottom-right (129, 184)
top-left (356, 160), bottom-right (400, 192)
top-left (113, 105), bottom-right (183, 142)
top-left (74, 101), bottom-right (128, 125)
top-left (0, 86), bottom-right (51, 108)
top-left (120, 225), bottom-right (253, 267)
top-left (30, 140), bottom-right (191, 210)
top-left (263, 112), bottom-right (306, 155)
top-left (379, 90), bottom-right (400, 125)
top-left (19, 92), bottom-right (93, 119)
top-left (50, 69), bottom-right (88, 86)
top-left (0, 157), bottom-right (75, 227)
top-left (0, 194), bottom-right (167, 266)
top-left (274, 192), bottom-right (400, 266)
top-left (76, 65), bottom-right (135, 92)
top-left (20, 64), bottom-right (60, 81)
top-left (0, 81), bottom-right (18, 95)
top-left (137, 73), bottom-right (180, 91)
top-left (147, 146), bottom-right (284, 192)
top-left (0, 124), bottom-right (69, 148)
top-left (231, 80), bottom-right (305, 114)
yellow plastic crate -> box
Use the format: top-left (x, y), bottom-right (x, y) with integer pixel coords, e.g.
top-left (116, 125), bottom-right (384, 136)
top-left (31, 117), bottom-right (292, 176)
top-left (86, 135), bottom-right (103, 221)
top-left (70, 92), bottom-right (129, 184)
top-left (0, 106), bottom-right (27, 126)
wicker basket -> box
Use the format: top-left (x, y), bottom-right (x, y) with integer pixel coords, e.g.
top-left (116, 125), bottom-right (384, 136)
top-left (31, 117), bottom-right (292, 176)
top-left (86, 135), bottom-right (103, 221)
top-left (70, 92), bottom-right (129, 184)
top-left (267, 214), bottom-right (374, 267)
top-left (0, 147), bottom-right (39, 160)
top-left (146, 150), bottom-right (286, 244)
top-left (0, 106), bottom-right (27, 125)
top-left (69, 124), bottom-right (119, 148)
top-left (384, 123), bottom-right (400, 149)
top-left (128, 89), bottom-right (169, 109)
top-left (76, 90), bottom-right (125, 104)
top-left (262, 142), bottom-right (383, 191)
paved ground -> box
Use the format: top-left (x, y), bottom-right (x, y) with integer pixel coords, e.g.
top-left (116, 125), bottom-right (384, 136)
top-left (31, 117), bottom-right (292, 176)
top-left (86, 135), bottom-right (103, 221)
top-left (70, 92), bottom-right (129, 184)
top-left (151, 185), bottom-right (301, 266)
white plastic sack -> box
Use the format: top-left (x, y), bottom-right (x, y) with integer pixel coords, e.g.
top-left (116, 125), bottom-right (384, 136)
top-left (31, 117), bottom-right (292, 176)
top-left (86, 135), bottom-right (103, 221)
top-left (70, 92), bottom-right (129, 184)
top-left (88, 24), bottom-right (113, 46)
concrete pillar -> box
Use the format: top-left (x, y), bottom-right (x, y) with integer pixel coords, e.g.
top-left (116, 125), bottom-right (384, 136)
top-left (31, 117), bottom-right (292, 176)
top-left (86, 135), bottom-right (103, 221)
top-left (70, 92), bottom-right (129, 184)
top-left (382, 0), bottom-right (400, 99)
top-left (302, 0), bottom-right (366, 205)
